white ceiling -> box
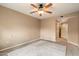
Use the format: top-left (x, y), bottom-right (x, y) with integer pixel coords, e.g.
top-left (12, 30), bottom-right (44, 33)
top-left (0, 3), bottom-right (79, 19)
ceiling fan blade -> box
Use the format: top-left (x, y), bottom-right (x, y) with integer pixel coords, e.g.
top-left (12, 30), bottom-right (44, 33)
top-left (45, 11), bottom-right (52, 14)
top-left (31, 4), bottom-right (38, 8)
top-left (30, 11), bottom-right (37, 14)
top-left (45, 3), bottom-right (52, 8)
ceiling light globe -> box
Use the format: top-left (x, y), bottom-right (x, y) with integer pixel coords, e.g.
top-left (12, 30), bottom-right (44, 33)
top-left (38, 11), bottom-right (44, 14)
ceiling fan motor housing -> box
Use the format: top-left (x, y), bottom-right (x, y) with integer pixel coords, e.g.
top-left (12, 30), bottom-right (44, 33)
top-left (39, 4), bottom-right (43, 8)
top-left (38, 4), bottom-right (44, 11)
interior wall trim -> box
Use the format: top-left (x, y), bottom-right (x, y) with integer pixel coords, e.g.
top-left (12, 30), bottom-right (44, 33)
top-left (68, 41), bottom-right (79, 47)
top-left (0, 39), bottom-right (40, 52)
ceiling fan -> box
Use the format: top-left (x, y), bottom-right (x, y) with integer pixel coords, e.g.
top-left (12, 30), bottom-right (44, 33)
top-left (30, 3), bottom-right (53, 16)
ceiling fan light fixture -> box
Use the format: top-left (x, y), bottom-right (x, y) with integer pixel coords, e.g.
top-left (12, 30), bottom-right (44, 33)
top-left (38, 11), bottom-right (44, 14)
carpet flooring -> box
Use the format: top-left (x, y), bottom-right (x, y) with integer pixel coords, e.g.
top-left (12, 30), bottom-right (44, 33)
top-left (8, 40), bottom-right (66, 56)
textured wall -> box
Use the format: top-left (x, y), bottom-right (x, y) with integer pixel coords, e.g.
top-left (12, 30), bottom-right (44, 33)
top-left (68, 16), bottom-right (79, 46)
top-left (0, 6), bottom-right (40, 50)
top-left (40, 17), bottom-right (56, 41)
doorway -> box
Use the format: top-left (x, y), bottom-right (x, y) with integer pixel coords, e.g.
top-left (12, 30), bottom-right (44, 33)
top-left (56, 18), bottom-right (68, 45)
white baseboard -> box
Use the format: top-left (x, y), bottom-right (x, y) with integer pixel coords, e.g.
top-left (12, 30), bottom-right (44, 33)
top-left (68, 41), bottom-right (79, 47)
top-left (40, 37), bottom-right (56, 42)
top-left (0, 39), bottom-right (39, 52)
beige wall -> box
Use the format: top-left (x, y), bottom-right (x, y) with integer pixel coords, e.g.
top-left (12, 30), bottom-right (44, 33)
top-left (68, 16), bottom-right (79, 46)
top-left (61, 23), bottom-right (68, 40)
top-left (40, 17), bottom-right (56, 41)
top-left (0, 6), bottom-right (40, 50)
top-left (78, 19), bottom-right (79, 46)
